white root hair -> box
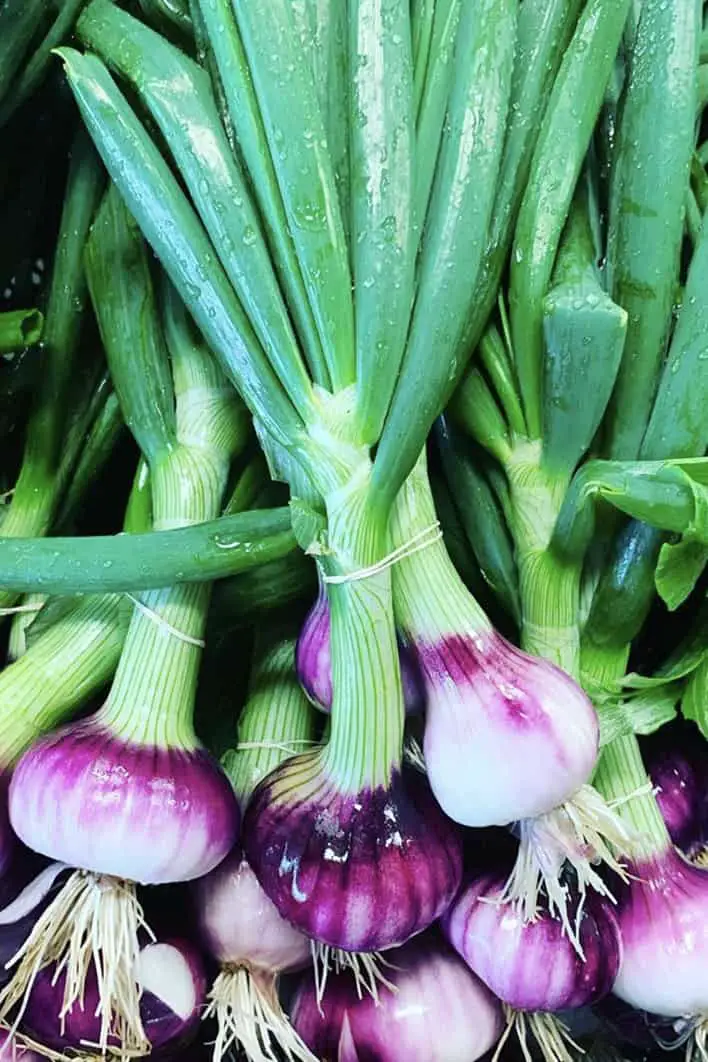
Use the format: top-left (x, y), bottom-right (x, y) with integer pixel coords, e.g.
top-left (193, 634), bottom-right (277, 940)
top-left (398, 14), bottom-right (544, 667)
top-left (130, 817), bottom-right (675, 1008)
top-left (204, 965), bottom-right (317, 1062)
top-left (498, 784), bottom-right (638, 956)
top-left (493, 1007), bottom-right (583, 1062)
top-left (310, 942), bottom-right (397, 1013)
top-left (0, 870), bottom-right (152, 1058)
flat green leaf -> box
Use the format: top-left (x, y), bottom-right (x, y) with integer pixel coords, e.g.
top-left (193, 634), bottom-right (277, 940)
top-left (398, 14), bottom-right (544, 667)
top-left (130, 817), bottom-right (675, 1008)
top-left (656, 538), bottom-right (708, 610)
top-left (553, 458), bottom-right (708, 562)
top-left (541, 190), bottom-right (627, 475)
top-left (683, 656), bottom-right (708, 740)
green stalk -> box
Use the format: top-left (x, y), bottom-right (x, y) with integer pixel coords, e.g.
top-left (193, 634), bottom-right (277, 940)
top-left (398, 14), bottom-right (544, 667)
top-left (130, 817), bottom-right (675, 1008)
top-left (0, 0), bottom-right (88, 129)
top-left (540, 184), bottom-right (627, 478)
top-left (509, 0), bottom-right (632, 441)
top-left (457, 0), bottom-right (585, 361)
top-left (99, 279), bottom-right (246, 752)
top-left (321, 466), bottom-right (403, 791)
top-left (0, 129), bottom-right (104, 609)
top-left (136, 0), bottom-right (192, 36)
top-left (373, 0), bottom-right (516, 505)
top-left (54, 389), bottom-right (124, 532)
top-left (77, 0), bottom-right (316, 424)
top-left (0, 593), bottom-right (129, 766)
top-left (582, 159), bottom-right (708, 652)
top-left (391, 449), bottom-right (493, 644)
top-left (0, 309), bottom-right (42, 354)
top-left (585, 646), bottom-right (670, 861)
top-left (0, 461), bottom-right (152, 766)
top-left (222, 629), bottom-right (316, 806)
top-left (231, 0), bottom-right (355, 391)
top-left (350, 0), bottom-right (415, 444)
top-left (0, 0), bottom-right (50, 108)
top-left (193, 0), bottom-right (328, 388)
top-left (604, 0), bottom-right (701, 460)
top-left (506, 440), bottom-right (581, 674)
top-left (436, 419), bottom-right (520, 624)
top-left (8, 375), bottom-right (123, 657)
top-left (413, 0), bottom-right (461, 228)
top-left (58, 48), bottom-right (309, 460)
top-left (309, 0), bottom-right (350, 244)
top-left (411, 0), bottom-right (435, 112)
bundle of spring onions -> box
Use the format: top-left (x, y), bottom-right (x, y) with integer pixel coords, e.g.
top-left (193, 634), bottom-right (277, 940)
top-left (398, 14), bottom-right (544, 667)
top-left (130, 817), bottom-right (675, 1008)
top-left (0, 0), bottom-right (708, 1060)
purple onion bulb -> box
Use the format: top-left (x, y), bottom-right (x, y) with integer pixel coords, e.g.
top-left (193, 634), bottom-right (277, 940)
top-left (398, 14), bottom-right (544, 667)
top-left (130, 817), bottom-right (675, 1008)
top-left (194, 848), bottom-right (311, 973)
top-left (8, 718), bottom-right (239, 883)
top-left (291, 932), bottom-right (503, 1062)
top-left (612, 848), bottom-right (708, 1017)
top-left (296, 587), bottom-right (424, 716)
top-left (418, 630), bottom-right (599, 826)
top-left (442, 872), bottom-right (621, 1012)
top-left (22, 936), bottom-right (207, 1055)
top-left (244, 760), bottom-right (463, 953)
top-left (644, 735), bottom-right (708, 862)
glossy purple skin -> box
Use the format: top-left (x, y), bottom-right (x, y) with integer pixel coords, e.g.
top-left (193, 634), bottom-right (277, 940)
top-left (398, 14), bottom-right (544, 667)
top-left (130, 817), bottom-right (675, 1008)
top-left (9, 720), bottom-right (239, 883)
top-left (419, 631), bottom-right (599, 827)
top-left (296, 590), bottom-right (424, 716)
top-left (441, 873), bottom-right (621, 1012)
top-left (644, 739), bottom-right (708, 860)
top-left (244, 764), bottom-right (463, 951)
top-left (292, 932), bottom-right (503, 1062)
top-left (613, 848), bottom-right (708, 1017)
top-left (23, 937), bottom-right (206, 1055)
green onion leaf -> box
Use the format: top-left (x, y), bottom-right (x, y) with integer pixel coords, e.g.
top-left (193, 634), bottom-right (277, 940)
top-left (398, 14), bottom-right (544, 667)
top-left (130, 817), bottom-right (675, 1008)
top-left (58, 47), bottom-right (305, 452)
top-left (85, 185), bottom-right (177, 464)
top-left (604, 0), bottom-right (701, 459)
top-left (78, 0), bottom-right (315, 423)
top-left (350, 0), bottom-right (415, 444)
top-left (232, 0), bottom-right (355, 390)
top-left (509, 0), bottom-right (632, 441)
top-left (374, 0), bottom-right (516, 503)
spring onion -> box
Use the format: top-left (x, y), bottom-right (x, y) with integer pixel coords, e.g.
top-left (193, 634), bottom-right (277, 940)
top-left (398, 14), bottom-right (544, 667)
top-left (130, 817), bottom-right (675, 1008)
top-left (195, 627), bottom-right (316, 1062)
top-left (0, 202), bottom-right (243, 1053)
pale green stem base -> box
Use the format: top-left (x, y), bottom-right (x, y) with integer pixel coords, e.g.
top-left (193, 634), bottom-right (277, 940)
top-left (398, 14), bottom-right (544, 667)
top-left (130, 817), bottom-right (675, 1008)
top-left (507, 441), bottom-right (580, 677)
top-left (321, 463), bottom-right (404, 793)
top-left (584, 642), bottom-right (670, 860)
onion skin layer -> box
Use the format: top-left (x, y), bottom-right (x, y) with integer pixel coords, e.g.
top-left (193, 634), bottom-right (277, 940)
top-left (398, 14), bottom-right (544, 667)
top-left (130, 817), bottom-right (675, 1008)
top-left (296, 589), bottom-right (424, 716)
top-left (442, 873), bottom-right (621, 1011)
top-left (291, 933), bottom-right (503, 1062)
top-left (194, 849), bottom-right (311, 972)
top-left (9, 720), bottom-right (239, 883)
top-left (22, 937), bottom-right (207, 1055)
top-left (612, 848), bottom-right (708, 1017)
top-left (645, 736), bottom-right (708, 861)
top-left (418, 631), bottom-right (598, 826)
top-left (244, 764), bottom-right (463, 952)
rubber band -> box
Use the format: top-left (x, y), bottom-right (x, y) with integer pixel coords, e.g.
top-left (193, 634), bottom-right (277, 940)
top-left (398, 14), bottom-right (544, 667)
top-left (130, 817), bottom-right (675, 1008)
top-left (0, 601), bottom-right (45, 617)
top-left (321, 522), bottom-right (442, 585)
top-left (124, 594), bottom-right (205, 649)
top-left (235, 739), bottom-right (319, 753)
